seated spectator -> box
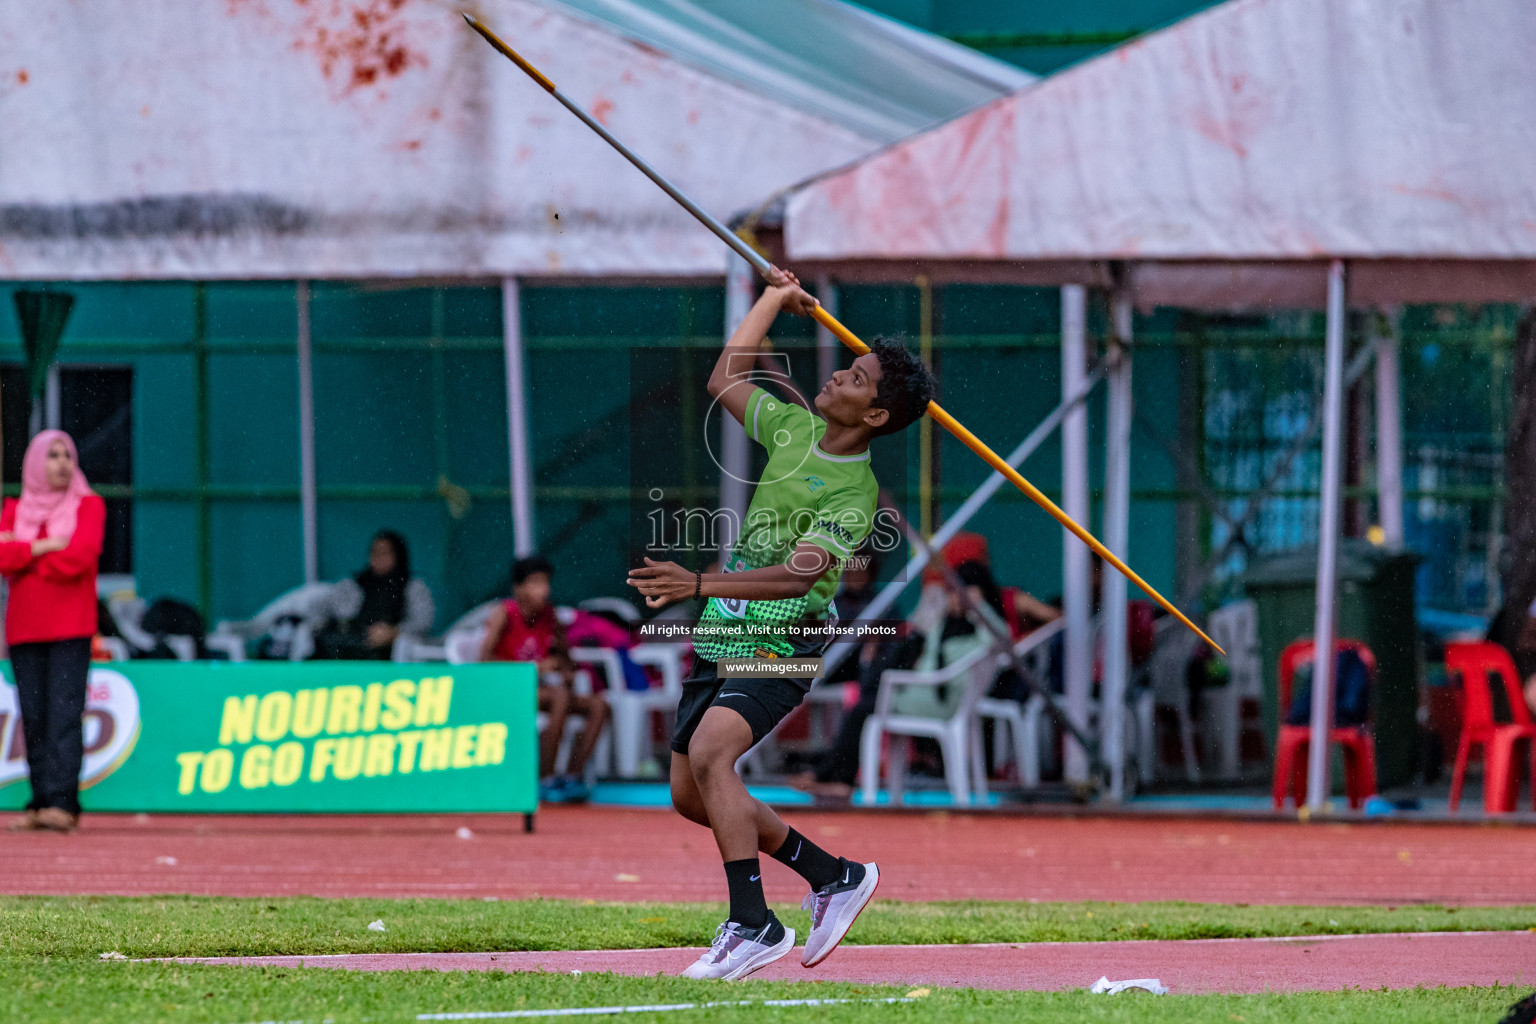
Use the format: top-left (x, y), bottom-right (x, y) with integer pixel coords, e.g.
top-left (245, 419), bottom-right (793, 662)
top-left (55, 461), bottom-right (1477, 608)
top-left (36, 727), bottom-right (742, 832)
top-left (315, 530), bottom-right (434, 660)
top-left (1002, 586), bottom-right (1062, 640)
top-left (917, 531), bottom-right (1060, 643)
top-left (791, 559), bottom-right (1010, 798)
top-left (891, 560), bottom-right (1012, 717)
top-left (566, 606), bottom-right (653, 693)
top-left (480, 554), bottom-right (609, 803)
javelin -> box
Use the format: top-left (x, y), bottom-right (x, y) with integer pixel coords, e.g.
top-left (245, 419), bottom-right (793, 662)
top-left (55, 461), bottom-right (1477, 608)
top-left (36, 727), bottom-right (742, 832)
top-left (463, 13), bottom-right (1222, 654)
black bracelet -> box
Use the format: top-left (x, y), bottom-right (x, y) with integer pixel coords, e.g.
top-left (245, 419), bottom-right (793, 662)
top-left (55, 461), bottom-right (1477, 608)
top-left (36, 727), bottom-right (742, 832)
top-left (694, 568), bottom-right (702, 600)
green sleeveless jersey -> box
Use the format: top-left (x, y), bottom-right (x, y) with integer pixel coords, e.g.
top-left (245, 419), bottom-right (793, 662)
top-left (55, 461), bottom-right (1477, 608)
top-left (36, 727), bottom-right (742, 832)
top-left (693, 387), bottom-right (879, 661)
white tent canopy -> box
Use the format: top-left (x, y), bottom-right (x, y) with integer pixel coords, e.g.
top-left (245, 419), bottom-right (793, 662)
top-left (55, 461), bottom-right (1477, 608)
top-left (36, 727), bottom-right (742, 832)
top-left (0, 0), bottom-right (1029, 281)
top-left (0, 0), bottom-right (1032, 650)
top-left (784, 0), bottom-right (1536, 306)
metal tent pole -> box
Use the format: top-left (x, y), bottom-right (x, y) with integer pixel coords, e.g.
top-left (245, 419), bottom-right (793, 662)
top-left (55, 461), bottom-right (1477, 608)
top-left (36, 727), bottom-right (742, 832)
top-left (44, 364), bottom-right (60, 431)
top-left (502, 277), bottom-right (536, 557)
top-left (194, 284), bottom-right (212, 618)
top-left (1374, 306), bottom-right (1405, 547)
top-left (815, 274), bottom-right (838, 389)
top-left (1102, 274), bottom-right (1135, 800)
top-left (819, 363), bottom-right (1105, 679)
top-left (1062, 284), bottom-right (1093, 785)
top-left (718, 253), bottom-right (755, 566)
top-left (1307, 259), bottom-right (1350, 811)
top-left (296, 281), bottom-right (319, 584)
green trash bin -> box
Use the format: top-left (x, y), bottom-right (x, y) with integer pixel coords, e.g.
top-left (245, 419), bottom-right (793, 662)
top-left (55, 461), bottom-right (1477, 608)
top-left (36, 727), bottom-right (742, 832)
top-left (1242, 541), bottom-right (1421, 791)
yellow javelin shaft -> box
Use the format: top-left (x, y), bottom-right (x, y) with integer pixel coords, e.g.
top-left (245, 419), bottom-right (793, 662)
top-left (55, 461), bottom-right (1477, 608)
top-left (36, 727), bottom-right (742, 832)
top-left (463, 12), bottom-right (1222, 655)
top-left (812, 307), bottom-right (1221, 654)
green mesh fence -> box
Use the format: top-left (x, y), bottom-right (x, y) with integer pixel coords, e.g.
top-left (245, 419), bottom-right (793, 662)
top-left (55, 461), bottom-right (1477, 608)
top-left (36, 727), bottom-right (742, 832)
top-left (0, 281), bottom-right (1518, 629)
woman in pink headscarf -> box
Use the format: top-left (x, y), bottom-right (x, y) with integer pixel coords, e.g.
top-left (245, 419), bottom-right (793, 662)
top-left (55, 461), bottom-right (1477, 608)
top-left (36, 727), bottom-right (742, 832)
top-left (1, 430), bottom-right (104, 833)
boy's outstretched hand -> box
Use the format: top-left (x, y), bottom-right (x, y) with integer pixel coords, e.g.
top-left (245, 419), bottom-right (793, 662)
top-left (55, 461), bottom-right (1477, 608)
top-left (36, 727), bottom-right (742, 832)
top-left (764, 265), bottom-right (819, 317)
top-left (627, 557), bottom-right (695, 609)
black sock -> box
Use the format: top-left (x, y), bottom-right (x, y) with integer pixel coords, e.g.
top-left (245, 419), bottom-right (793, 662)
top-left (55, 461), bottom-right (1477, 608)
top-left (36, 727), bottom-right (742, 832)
top-left (771, 827), bottom-right (860, 891)
top-left (723, 858), bottom-right (769, 929)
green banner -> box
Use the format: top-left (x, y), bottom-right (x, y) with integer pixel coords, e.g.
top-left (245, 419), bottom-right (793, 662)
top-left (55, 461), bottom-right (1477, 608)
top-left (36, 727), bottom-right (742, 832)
top-left (0, 661), bottom-right (538, 813)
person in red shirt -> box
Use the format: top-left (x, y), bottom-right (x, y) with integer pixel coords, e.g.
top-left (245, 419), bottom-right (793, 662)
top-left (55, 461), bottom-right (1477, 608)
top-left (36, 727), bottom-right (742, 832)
top-left (1, 430), bottom-right (105, 833)
top-left (479, 555), bottom-right (609, 802)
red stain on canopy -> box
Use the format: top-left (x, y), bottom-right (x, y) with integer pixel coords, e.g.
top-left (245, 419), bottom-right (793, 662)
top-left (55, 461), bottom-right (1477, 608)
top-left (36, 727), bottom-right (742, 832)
top-left (230, 0), bottom-right (426, 92)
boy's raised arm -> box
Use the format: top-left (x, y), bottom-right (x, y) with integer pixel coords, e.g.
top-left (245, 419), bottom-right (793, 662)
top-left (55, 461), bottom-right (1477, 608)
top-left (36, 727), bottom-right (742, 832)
top-left (707, 266), bottom-right (818, 426)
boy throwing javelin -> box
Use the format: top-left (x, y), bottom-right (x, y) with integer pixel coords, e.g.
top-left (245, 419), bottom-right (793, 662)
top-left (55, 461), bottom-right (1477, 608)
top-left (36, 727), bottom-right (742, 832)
top-left (627, 268), bottom-right (937, 980)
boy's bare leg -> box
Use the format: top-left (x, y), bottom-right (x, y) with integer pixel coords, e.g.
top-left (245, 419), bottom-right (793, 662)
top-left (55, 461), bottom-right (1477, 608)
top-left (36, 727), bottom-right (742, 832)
top-left (536, 685), bottom-right (569, 778)
top-left (566, 694), bottom-right (610, 775)
top-left (670, 747), bottom-right (788, 855)
top-left (684, 707), bottom-right (781, 861)
top-left (673, 705), bottom-right (877, 971)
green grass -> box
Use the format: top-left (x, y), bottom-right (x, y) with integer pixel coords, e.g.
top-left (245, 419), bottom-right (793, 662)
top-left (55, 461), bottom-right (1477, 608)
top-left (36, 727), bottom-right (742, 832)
top-left (4, 897), bottom-right (1527, 1023)
top-left (1, 895), bottom-right (1531, 959)
top-left (0, 961), bottom-right (1525, 1024)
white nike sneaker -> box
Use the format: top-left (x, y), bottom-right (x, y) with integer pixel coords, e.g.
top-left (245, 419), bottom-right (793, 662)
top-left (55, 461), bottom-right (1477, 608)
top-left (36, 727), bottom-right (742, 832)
top-left (800, 861), bottom-right (879, 967)
top-left (681, 913), bottom-right (796, 981)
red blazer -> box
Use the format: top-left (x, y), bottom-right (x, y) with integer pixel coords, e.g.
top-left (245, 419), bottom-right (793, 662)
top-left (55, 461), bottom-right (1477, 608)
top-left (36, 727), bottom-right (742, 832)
top-left (0, 495), bottom-right (105, 645)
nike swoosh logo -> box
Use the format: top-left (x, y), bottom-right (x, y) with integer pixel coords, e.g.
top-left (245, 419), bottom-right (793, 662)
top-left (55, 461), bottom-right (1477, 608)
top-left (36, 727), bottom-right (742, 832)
top-left (750, 874), bottom-right (761, 881)
top-left (791, 840), bottom-right (802, 862)
top-left (718, 693), bottom-right (749, 699)
top-left (842, 869), bottom-right (850, 884)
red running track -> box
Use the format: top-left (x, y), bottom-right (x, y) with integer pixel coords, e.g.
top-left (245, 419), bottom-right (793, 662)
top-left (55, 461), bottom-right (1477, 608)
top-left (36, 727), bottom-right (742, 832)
top-left (2, 807), bottom-right (1534, 905)
top-left (180, 932), bottom-right (1536, 994)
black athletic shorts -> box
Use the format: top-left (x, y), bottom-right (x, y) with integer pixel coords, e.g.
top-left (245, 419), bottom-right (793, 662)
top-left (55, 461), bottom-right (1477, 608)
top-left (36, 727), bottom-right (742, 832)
top-left (670, 657), bottom-right (812, 755)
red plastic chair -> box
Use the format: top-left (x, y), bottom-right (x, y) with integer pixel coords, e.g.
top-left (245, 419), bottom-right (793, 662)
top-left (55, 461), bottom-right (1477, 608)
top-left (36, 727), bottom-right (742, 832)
top-left (1272, 638), bottom-right (1378, 810)
top-left (1442, 641), bottom-right (1536, 814)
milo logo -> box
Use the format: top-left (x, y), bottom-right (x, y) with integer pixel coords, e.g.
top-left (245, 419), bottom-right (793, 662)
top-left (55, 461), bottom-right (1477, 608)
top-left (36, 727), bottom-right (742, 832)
top-left (0, 668), bottom-right (142, 790)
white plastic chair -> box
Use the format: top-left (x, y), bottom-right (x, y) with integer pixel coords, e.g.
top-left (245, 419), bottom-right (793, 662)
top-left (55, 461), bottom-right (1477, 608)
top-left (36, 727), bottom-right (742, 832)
top-left (443, 630), bottom-right (485, 665)
top-left (607, 642), bottom-right (687, 777)
top-left (577, 597), bottom-right (642, 624)
top-left (447, 622), bottom-right (611, 781)
top-left (105, 597), bottom-right (157, 654)
top-left (803, 680), bottom-right (858, 749)
top-left (567, 605), bottom-right (685, 777)
top-left (98, 636), bottom-right (132, 662)
top-left (446, 599), bottom-right (503, 636)
top-left (1134, 617), bottom-right (1201, 783)
top-left (973, 618), bottom-right (1065, 788)
top-left (1207, 600), bottom-right (1263, 777)
top-left (206, 582), bottom-right (336, 662)
top-left (391, 634), bottom-right (447, 662)
top-left (430, 600), bottom-right (502, 665)
top-left (859, 642), bottom-right (1000, 807)
top-left (106, 596), bottom-right (200, 661)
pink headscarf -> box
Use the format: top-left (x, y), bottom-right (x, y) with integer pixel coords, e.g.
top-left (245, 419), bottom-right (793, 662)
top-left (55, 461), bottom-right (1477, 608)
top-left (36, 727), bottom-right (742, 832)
top-left (14, 430), bottom-right (93, 543)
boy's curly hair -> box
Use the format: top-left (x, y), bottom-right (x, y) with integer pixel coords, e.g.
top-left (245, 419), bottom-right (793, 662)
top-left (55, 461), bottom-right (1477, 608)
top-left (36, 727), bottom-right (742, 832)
top-left (869, 337), bottom-right (937, 436)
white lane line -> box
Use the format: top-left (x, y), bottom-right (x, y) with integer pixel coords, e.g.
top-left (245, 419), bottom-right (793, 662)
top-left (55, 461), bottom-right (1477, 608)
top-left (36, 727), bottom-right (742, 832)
top-left (417, 998), bottom-right (913, 1020)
